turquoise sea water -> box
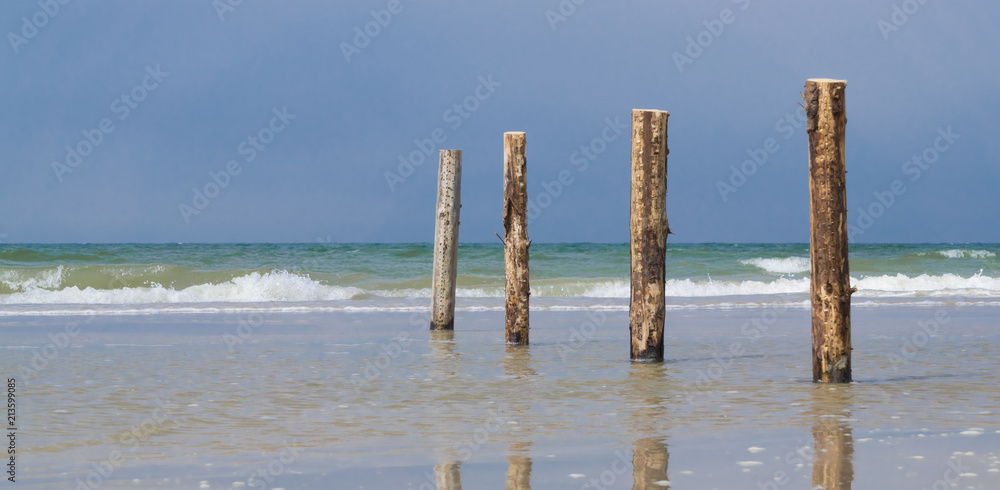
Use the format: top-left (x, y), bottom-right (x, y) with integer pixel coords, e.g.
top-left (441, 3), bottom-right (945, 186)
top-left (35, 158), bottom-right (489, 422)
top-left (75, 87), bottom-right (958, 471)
top-left (0, 243), bottom-right (998, 314)
top-left (2, 245), bottom-right (1000, 487)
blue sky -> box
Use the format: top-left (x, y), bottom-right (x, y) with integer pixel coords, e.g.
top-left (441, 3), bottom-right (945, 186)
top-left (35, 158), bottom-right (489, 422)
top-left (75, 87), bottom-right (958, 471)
top-left (1, 0), bottom-right (997, 244)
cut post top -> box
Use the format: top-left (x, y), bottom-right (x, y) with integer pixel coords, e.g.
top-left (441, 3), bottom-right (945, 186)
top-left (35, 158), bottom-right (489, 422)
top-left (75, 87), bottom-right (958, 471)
top-left (632, 109), bottom-right (670, 117)
top-left (504, 131), bottom-right (526, 136)
top-left (440, 149), bottom-right (462, 154)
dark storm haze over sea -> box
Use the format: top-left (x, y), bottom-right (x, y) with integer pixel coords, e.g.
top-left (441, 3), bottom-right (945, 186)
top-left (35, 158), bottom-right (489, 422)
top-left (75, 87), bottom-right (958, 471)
top-left (0, 1), bottom-right (997, 244)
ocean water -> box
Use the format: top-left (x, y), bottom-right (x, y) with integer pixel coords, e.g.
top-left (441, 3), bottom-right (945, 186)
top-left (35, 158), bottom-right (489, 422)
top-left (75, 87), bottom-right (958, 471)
top-left (5, 308), bottom-right (1000, 488)
top-left (3, 244), bottom-right (1000, 488)
top-left (1, 243), bottom-right (998, 315)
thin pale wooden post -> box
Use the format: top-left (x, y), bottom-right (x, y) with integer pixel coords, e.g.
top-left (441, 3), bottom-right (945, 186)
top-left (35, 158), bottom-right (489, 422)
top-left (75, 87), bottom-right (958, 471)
top-left (430, 150), bottom-right (462, 330)
top-left (503, 132), bottom-right (529, 345)
top-left (629, 109), bottom-right (669, 362)
top-left (806, 78), bottom-right (853, 383)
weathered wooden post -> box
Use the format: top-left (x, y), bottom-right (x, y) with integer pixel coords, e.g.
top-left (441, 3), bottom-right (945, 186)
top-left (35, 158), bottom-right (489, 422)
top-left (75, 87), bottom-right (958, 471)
top-left (629, 109), bottom-right (669, 362)
top-left (503, 132), bottom-right (530, 345)
top-left (430, 150), bottom-right (463, 330)
top-left (805, 79), bottom-right (853, 383)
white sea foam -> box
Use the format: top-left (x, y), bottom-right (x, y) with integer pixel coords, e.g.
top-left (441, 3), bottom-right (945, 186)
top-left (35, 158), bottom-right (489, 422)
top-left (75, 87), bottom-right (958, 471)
top-left (740, 257), bottom-right (811, 274)
top-left (854, 272), bottom-right (1000, 296)
top-left (938, 249), bottom-right (996, 259)
top-left (585, 277), bottom-right (809, 297)
top-left (3, 298), bottom-right (999, 316)
top-left (370, 287), bottom-right (502, 299)
top-left (1, 269), bottom-right (999, 309)
top-left (0, 271), bottom-right (361, 305)
top-left (0, 265), bottom-right (65, 291)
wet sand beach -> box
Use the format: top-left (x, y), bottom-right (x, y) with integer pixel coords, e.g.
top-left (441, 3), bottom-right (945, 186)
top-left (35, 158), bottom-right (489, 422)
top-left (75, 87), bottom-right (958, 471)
top-left (3, 305), bottom-right (999, 488)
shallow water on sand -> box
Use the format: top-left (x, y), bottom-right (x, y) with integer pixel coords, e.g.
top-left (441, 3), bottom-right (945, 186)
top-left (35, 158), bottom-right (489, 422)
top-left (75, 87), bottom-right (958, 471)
top-left (2, 306), bottom-right (999, 488)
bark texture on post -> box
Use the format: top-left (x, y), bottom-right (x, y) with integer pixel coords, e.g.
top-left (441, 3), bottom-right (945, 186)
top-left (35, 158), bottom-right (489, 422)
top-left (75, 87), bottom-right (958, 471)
top-left (430, 150), bottom-right (463, 330)
top-left (503, 132), bottom-right (529, 345)
top-left (629, 109), bottom-right (669, 362)
top-left (806, 79), bottom-right (853, 383)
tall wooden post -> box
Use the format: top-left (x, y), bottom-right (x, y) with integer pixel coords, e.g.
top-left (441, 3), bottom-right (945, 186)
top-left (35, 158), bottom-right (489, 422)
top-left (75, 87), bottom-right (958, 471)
top-left (430, 150), bottom-right (462, 330)
top-left (629, 109), bottom-right (669, 362)
top-left (806, 79), bottom-right (853, 383)
top-left (503, 132), bottom-right (529, 345)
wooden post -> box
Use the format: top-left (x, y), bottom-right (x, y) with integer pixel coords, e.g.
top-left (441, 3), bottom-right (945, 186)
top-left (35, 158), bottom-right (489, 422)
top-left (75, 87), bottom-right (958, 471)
top-left (629, 109), bottom-right (669, 362)
top-left (430, 150), bottom-right (463, 330)
top-left (805, 79), bottom-right (853, 383)
top-left (503, 132), bottom-right (529, 345)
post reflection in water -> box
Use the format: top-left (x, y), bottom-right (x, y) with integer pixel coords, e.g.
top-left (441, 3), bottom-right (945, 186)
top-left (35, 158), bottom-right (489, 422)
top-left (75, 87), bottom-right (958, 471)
top-left (428, 331), bottom-right (463, 489)
top-left (502, 346), bottom-right (535, 489)
top-left (809, 384), bottom-right (855, 490)
top-left (430, 330), bottom-right (460, 376)
top-left (632, 438), bottom-right (669, 490)
top-left (434, 461), bottom-right (462, 490)
top-left (503, 344), bottom-right (537, 379)
top-left (626, 363), bottom-right (671, 489)
top-left (505, 442), bottom-right (532, 490)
